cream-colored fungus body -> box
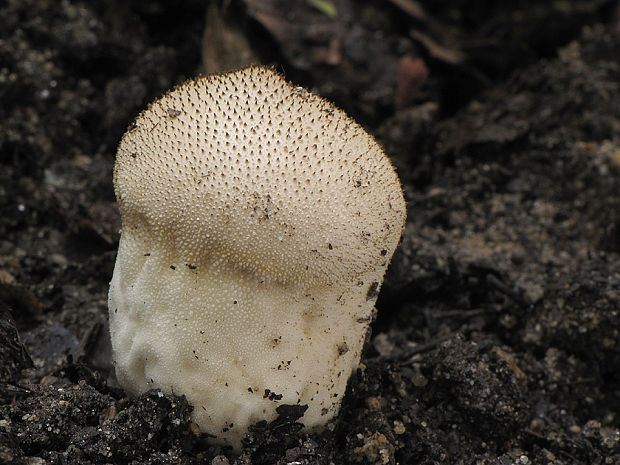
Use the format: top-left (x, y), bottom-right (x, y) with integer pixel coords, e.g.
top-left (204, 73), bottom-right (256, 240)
top-left (109, 66), bottom-right (406, 449)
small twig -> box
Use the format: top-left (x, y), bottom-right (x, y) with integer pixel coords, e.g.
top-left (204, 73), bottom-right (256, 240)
top-left (72, 321), bottom-right (101, 362)
top-left (396, 323), bottom-right (483, 366)
top-left (433, 307), bottom-right (489, 319)
top-left (554, 377), bottom-right (598, 388)
top-left (486, 274), bottom-right (527, 306)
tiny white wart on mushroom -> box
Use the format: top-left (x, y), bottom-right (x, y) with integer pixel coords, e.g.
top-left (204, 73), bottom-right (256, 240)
top-left (108, 65), bottom-right (406, 451)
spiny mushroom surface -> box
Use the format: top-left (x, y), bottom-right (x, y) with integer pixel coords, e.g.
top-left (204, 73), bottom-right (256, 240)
top-left (109, 65), bottom-right (406, 449)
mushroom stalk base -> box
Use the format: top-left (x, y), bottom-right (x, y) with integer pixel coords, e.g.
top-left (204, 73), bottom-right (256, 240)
top-left (108, 233), bottom-right (379, 450)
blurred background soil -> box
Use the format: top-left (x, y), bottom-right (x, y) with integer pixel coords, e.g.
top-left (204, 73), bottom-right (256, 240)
top-left (1, 1), bottom-right (620, 464)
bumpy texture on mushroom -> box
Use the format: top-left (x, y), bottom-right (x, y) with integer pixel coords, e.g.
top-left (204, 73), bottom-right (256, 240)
top-left (109, 66), bottom-right (406, 449)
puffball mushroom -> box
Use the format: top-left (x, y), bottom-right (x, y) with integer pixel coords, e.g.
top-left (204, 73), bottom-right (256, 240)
top-left (108, 65), bottom-right (406, 449)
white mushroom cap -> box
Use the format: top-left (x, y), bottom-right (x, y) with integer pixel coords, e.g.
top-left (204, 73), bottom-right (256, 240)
top-left (109, 66), bottom-right (406, 450)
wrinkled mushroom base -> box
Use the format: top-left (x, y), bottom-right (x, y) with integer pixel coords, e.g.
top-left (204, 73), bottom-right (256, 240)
top-left (108, 233), bottom-right (382, 450)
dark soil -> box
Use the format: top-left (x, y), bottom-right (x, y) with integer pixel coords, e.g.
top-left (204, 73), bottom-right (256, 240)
top-left (2, 1), bottom-right (620, 464)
